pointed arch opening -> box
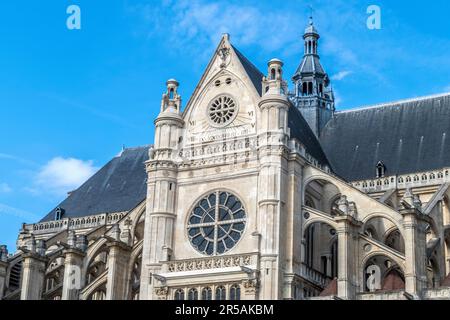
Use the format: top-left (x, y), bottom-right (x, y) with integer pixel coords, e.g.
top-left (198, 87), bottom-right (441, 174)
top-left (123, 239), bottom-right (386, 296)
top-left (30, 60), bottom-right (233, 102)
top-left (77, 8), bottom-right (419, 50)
top-left (363, 255), bottom-right (405, 293)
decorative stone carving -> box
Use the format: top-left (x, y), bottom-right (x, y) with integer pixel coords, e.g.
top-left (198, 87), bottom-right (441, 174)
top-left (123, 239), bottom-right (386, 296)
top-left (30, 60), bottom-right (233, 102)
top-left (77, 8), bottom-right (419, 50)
top-left (154, 287), bottom-right (168, 300)
top-left (218, 44), bottom-right (231, 68)
top-left (166, 254), bottom-right (254, 272)
top-left (243, 279), bottom-right (259, 294)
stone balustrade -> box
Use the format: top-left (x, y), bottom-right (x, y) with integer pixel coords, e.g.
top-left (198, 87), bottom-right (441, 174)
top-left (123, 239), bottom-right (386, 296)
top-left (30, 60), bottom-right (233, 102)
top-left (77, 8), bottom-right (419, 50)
top-left (25, 212), bottom-right (126, 235)
top-left (352, 168), bottom-right (450, 193)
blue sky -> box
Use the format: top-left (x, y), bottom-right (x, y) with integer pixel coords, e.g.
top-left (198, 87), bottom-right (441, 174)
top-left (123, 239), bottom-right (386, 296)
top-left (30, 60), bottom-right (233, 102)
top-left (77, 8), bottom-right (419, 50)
top-left (0, 0), bottom-right (449, 252)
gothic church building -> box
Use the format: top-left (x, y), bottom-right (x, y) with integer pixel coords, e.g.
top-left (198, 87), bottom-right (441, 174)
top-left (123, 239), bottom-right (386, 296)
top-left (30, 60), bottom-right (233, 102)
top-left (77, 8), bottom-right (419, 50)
top-left (1, 19), bottom-right (450, 300)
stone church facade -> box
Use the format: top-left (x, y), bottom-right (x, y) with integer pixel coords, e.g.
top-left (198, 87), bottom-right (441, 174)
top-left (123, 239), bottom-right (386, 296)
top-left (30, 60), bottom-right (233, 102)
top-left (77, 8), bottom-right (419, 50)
top-left (1, 19), bottom-right (450, 301)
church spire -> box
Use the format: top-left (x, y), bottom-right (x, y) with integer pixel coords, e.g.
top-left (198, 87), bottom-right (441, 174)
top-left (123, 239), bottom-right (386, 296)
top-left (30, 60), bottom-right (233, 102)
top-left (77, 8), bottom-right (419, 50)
top-left (304, 9), bottom-right (319, 56)
top-left (290, 15), bottom-right (335, 138)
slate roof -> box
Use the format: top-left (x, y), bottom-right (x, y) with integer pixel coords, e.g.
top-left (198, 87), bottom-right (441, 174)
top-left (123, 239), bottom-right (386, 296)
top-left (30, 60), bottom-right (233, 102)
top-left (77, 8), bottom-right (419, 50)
top-left (40, 146), bottom-right (150, 222)
top-left (293, 55), bottom-right (326, 78)
top-left (320, 93), bottom-right (450, 182)
top-left (232, 45), bottom-right (265, 96)
top-left (289, 105), bottom-right (330, 167)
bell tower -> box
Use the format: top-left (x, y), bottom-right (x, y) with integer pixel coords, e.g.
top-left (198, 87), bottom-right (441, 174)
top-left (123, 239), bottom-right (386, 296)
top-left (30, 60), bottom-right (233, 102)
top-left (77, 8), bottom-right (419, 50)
top-left (291, 16), bottom-right (335, 138)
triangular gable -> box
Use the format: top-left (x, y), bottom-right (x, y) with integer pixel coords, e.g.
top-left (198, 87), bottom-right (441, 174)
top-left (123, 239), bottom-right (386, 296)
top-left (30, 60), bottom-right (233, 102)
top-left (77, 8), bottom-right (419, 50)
top-left (182, 34), bottom-right (264, 118)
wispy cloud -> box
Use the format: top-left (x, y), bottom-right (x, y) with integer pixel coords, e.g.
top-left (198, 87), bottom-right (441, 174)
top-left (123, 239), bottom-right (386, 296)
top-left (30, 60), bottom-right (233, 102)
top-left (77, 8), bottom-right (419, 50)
top-left (127, 0), bottom-right (389, 82)
top-left (0, 183), bottom-right (12, 193)
top-left (31, 157), bottom-right (99, 196)
top-left (128, 0), bottom-right (308, 59)
top-left (41, 93), bottom-right (142, 130)
top-left (0, 153), bottom-right (38, 167)
top-left (332, 71), bottom-right (353, 81)
top-left (445, 85), bottom-right (450, 92)
top-left (0, 203), bottom-right (40, 221)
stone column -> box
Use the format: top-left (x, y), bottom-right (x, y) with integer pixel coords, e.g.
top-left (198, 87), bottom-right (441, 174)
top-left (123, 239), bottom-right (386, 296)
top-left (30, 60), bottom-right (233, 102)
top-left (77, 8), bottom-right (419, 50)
top-left (335, 215), bottom-right (360, 300)
top-left (61, 248), bottom-right (85, 300)
top-left (400, 207), bottom-right (429, 297)
top-left (106, 240), bottom-right (131, 300)
top-left (256, 58), bottom-right (290, 300)
top-left (140, 166), bottom-right (177, 300)
top-left (0, 262), bottom-right (7, 300)
top-left (0, 245), bottom-right (8, 299)
top-left (140, 80), bottom-right (183, 300)
top-left (20, 252), bottom-right (47, 300)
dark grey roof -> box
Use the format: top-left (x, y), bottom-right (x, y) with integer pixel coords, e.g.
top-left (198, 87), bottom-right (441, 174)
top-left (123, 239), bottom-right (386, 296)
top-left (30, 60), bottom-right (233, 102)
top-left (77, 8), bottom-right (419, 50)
top-left (232, 45), bottom-right (264, 96)
top-left (320, 94), bottom-right (450, 181)
top-left (289, 104), bottom-right (331, 167)
top-left (294, 55), bottom-right (326, 78)
top-left (40, 146), bottom-right (150, 222)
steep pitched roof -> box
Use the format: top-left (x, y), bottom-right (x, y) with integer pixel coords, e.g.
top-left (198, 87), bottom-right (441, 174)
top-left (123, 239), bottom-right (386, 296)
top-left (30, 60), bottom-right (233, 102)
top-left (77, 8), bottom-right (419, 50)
top-left (40, 146), bottom-right (150, 222)
top-left (232, 45), bottom-right (265, 96)
top-left (320, 93), bottom-right (450, 181)
top-left (289, 104), bottom-right (330, 167)
top-left (294, 55), bottom-right (326, 77)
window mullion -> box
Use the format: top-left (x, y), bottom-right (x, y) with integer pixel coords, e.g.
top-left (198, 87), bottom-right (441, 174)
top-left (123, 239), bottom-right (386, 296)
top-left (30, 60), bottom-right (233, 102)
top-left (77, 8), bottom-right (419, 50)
top-left (213, 191), bottom-right (220, 255)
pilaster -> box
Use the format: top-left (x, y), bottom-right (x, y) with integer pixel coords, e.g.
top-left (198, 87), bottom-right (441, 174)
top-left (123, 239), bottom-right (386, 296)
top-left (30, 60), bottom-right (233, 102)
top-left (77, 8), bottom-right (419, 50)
top-left (335, 215), bottom-right (361, 300)
top-left (106, 241), bottom-right (132, 300)
top-left (61, 248), bottom-right (85, 300)
top-left (0, 261), bottom-right (7, 299)
top-left (20, 252), bottom-right (47, 300)
top-left (400, 207), bottom-right (429, 297)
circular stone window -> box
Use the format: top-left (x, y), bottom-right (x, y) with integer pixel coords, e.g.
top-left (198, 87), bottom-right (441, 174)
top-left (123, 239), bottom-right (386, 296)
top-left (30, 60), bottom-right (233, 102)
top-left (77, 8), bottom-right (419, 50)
top-left (207, 95), bottom-right (238, 127)
top-left (187, 191), bottom-right (246, 256)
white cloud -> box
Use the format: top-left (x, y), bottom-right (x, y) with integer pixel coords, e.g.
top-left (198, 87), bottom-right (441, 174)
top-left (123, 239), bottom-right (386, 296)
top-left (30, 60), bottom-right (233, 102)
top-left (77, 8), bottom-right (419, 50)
top-left (331, 71), bottom-right (352, 81)
top-left (34, 157), bottom-right (98, 196)
top-left (0, 183), bottom-right (12, 193)
top-left (444, 85), bottom-right (450, 92)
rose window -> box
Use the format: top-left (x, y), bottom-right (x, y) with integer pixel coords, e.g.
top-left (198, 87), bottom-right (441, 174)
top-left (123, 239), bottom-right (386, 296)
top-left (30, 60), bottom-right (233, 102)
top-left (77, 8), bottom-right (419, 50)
top-left (187, 191), bottom-right (246, 256)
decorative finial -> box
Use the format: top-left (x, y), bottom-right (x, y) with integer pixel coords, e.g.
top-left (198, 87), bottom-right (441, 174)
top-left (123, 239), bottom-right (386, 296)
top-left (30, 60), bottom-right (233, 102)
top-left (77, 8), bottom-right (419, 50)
top-left (309, 5), bottom-right (314, 25)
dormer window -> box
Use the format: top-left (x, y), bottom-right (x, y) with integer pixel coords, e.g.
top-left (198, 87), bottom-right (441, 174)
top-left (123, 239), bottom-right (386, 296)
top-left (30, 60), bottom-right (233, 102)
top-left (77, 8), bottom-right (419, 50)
top-left (376, 161), bottom-right (386, 178)
top-left (55, 207), bottom-right (65, 221)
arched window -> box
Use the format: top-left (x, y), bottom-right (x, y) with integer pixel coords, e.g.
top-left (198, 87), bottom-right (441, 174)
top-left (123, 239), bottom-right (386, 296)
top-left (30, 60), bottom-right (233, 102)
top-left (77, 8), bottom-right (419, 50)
top-left (230, 284), bottom-right (241, 300)
top-left (312, 41), bottom-right (316, 54)
top-left (169, 88), bottom-right (174, 100)
top-left (330, 240), bottom-right (338, 278)
top-left (188, 288), bottom-right (198, 300)
top-left (319, 83), bottom-right (323, 95)
top-left (54, 207), bottom-right (64, 221)
top-left (376, 161), bottom-right (386, 178)
top-left (302, 83), bottom-right (308, 96)
top-left (215, 286), bottom-right (226, 300)
top-left (308, 41), bottom-right (312, 54)
top-left (270, 68), bottom-right (276, 80)
top-left (385, 229), bottom-right (405, 253)
top-left (202, 287), bottom-right (212, 300)
top-left (305, 195), bottom-right (315, 209)
top-left (308, 82), bottom-right (313, 95)
top-left (305, 225), bottom-right (315, 267)
top-left (174, 289), bottom-right (185, 301)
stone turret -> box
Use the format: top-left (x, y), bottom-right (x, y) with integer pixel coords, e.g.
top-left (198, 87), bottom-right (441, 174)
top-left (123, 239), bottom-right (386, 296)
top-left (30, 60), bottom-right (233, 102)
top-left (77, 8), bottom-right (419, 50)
top-left (291, 17), bottom-right (335, 138)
